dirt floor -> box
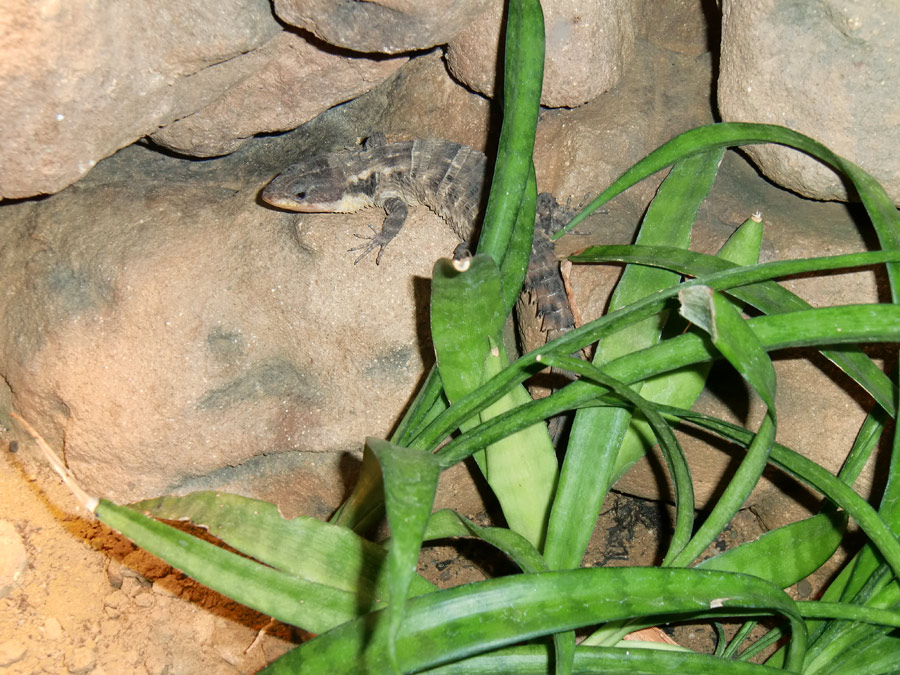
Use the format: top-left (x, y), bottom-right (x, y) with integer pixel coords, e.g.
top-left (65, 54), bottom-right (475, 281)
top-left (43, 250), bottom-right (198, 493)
top-left (2, 438), bottom-right (806, 674)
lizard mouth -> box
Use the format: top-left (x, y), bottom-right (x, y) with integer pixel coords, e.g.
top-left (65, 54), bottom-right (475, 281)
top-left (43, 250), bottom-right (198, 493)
top-left (260, 183), bottom-right (293, 209)
top-left (263, 195), bottom-right (316, 211)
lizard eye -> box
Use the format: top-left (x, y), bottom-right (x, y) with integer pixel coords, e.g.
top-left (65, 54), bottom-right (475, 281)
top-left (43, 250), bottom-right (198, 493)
top-left (295, 190), bottom-right (307, 200)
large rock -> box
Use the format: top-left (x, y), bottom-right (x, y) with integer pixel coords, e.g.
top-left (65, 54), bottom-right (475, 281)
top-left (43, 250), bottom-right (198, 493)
top-left (273, 0), bottom-right (491, 54)
top-left (0, 143), bottom-right (459, 504)
top-left (0, 54), bottom-right (492, 511)
top-left (446, 0), bottom-right (634, 108)
top-left (0, 0), bottom-right (280, 198)
top-left (635, 0), bottom-right (716, 57)
top-left (148, 32), bottom-right (407, 157)
top-left (0, 0), bottom-right (407, 198)
top-left (718, 0), bottom-right (900, 205)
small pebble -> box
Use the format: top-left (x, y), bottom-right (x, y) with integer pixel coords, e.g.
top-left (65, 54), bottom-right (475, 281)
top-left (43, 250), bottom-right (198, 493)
top-left (105, 559), bottom-right (124, 589)
top-left (44, 616), bottom-right (64, 640)
top-left (0, 639), bottom-right (27, 667)
top-left (120, 576), bottom-right (144, 598)
top-left (0, 520), bottom-right (28, 599)
top-left (144, 647), bottom-right (170, 675)
top-left (104, 589), bottom-right (127, 609)
top-left (66, 646), bottom-right (96, 674)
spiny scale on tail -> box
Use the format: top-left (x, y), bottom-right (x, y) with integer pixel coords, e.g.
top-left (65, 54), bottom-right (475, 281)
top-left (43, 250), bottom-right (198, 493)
top-left (524, 193), bottom-right (577, 339)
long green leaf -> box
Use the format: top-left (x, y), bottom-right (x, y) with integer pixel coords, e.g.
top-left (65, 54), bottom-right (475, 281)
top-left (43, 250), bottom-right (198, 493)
top-left (96, 500), bottom-right (361, 634)
top-left (556, 123), bottom-right (900, 306)
top-left (420, 643), bottom-right (785, 674)
top-left (477, 0), bottom-right (544, 265)
top-left (497, 164), bottom-right (539, 314)
top-left (820, 633), bottom-right (900, 675)
top-left (436, 303), bottom-right (900, 467)
top-left (263, 567), bottom-right (807, 673)
top-left (413, 251), bottom-right (900, 454)
top-left (608, 216), bottom-right (764, 496)
top-left (424, 507), bottom-right (574, 672)
top-left (661, 408), bottom-right (900, 584)
top-left (697, 511), bottom-right (847, 589)
top-left (797, 601), bottom-right (900, 628)
top-left (570, 244), bottom-right (898, 414)
top-left (431, 254), bottom-right (557, 547)
top-left (329, 444), bottom-right (389, 533)
top-left (130, 491), bottom-right (436, 604)
top-left (431, 255), bottom-right (505, 405)
top-left (479, 337), bottom-right (558, 549)
top-left (539, 352), bottom-right (694, 566)
top-left (815, 413), bottom-right (897, 640)
top-left (661, 284), bottom-right (780, 569)
top-left (369, 437), bottom-right (441, 672)
top-left (331, 0), bottom-right (545, 537)
top-left (542, 149), bottom-right (722, 571)
top-left (800, 566), bottom-right (899, 672)
top-left (678, 285), bottom-right (776, 410)
top-left (424, 509), bottom-right (548, 574)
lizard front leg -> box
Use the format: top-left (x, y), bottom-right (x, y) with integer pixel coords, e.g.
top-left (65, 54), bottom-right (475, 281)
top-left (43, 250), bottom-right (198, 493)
top-left (350, 196), bottom-right (409, 265)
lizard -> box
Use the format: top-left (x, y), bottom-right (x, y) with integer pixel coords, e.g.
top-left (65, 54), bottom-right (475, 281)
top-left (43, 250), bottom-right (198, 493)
top-left (262, 134), bottom-right (486, 265)
top-left (261, 133), bottom-right (577, 340)
top-left (262, 134), bottom-right (580, 438)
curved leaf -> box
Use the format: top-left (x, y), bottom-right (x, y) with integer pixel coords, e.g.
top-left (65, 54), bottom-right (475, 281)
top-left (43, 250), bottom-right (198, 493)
top-left (697, 511), bottom-right (847, 589)
top-left (264, 567), bottom-right (806, 673)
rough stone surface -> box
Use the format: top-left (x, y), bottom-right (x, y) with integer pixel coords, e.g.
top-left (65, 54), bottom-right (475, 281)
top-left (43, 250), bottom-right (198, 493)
top-left (0, 639), bottom-right (26, 668)
top-left (365, 51), bottom-right (495, 154)
top-left (0, 0), bottom-right (281, 198)
top-left (273, 0), bottom-right (490, 54)
top-left (149, 31), bottom-right (407, 157)
top-left (718, 0), bottom-right (900, 205)
top-left (1, 161), bottom-right (455, 503)
top-left (0, 54), bottom-right (493, 506)
top-left (2, 4), bottom-right (897, 668)
top-left (0, 1), bottom-right (895, 531)
top-left (534, 39), bottom-right (715, 203)
top-left (446, 0), bottom-right (634, 107)
top-left (636, 0), bottom-right (717, 56)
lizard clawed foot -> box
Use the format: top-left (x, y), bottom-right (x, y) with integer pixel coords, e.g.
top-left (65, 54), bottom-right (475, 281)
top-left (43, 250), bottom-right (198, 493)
top-left (349, 224), bottom-right (390, 265)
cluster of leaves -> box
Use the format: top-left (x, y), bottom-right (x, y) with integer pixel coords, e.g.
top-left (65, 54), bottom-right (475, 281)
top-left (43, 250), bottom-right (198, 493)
top-left (40, 0), bottom-right (900, 672)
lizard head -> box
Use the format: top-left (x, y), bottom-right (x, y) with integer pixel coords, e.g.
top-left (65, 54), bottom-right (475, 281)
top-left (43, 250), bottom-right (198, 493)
top-left (262, 150), bottom-right (377, 214)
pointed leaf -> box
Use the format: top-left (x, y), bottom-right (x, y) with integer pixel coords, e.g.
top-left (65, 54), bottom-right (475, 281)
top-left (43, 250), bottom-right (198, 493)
top-left (697, 511), bottom-right (847, 588)
top-left (131, 490), bottom-right (436, 604)
top-left (369, 437), bottom-right (441, 669)
top-left (479, 338), bottom-right (558, 549)
top-left (96, 500), bottom-right (360, 634)
top-left (431, 255), bottom-right (505, 403)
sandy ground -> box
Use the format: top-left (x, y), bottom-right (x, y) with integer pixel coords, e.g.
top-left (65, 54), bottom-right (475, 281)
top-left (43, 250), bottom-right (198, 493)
top-left (2, 433), bottom-right (792, 674)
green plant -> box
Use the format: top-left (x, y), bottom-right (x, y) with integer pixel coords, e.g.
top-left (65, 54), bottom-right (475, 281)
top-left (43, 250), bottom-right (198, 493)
top-left (18, 0), bottom-right (900, 672)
